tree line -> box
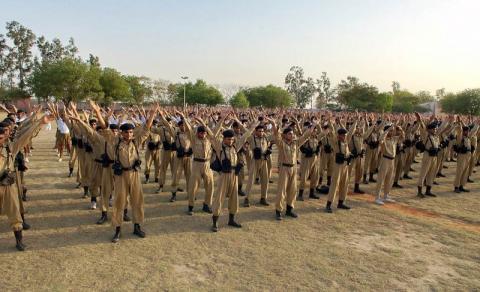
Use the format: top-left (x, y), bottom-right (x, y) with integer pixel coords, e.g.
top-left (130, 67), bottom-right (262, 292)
top-left (0, 21), bottom-right (478, 113)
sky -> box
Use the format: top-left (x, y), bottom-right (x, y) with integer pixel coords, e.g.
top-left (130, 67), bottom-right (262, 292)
top-left (1, 0), bottom-right (479, 93)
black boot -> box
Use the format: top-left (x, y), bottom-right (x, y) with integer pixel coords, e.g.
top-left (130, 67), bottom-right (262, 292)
top-left (337, 200), bottom-right (351, 210)
top-left (459, 186), bottom-right (470, 192)
top-left (437, 172), bottom-right (446, 178)
top-left (285, 205), bottom-right (298, 218)
top-left (133, 223), bottom-right (146, 238)
top-left (275, 210), bottom-right (283, 221)
top-left (14, 230), bottom-right (25, 251)
top-left (112, 226), bottom-right (121, 243)
top-left (170, 192), bottom-right (177, 202)
top-left (243, 198), bottom-right (250, 207)
top-left (318, 176), bottom-right (323, 186)
top-left (123, 209), bottom-right (131, 222)
top-left (467, 177), bottom-right (474, 183)
top-left (403, 174), bottom-right (412, 180)
top-left (255, 177), bottom-right (260, 185)
top-left (425, 186), bottom-right (436, 197)
top-left (327, 176), bottom-right (332, 186)
top-left (188, 205), bottom-right (194, 215)
top-left (144, 174), bottom-right (150, 184)
top-left (353, 183), bottom-right (365, 194)
top-left (369, 173), bottom-right (376, 183)
top-left (228, 213), bottom-right (242, 228)
top-left (68, 167), bottom-right (73, 177)
top-left (21, 214), bottom-right (31, 230)
top-left (259, 198), bottom-right (270, 206)
top-left (238, 185), bottom-right (246, 196)
top-left (325, 201), bottom-right (333, 213)
top-left (177, 187), bottom-right (184, 192)
top-left (76, 182), bottom-right (81, 189)
top-left (202, 203), bottom-right (212, 213)
top-left (309, 188), bottom-right (319, 199)
top-left (97, 211), bottom-right (108, 224)
top-left (417, 186), bottom-right (425, 198)
top-left (392, 182), bottom-right (403, 189)
top-left (212, 216), bottom-right (219, 232)
top-left (363, 174), bottom-right (368, 184)
top-left (297, 189), bottom-right (304, 201)
top-left (454, 187), bottom-right (461, 193)
top-left (22, 188), bottom-right (28, 201)
top-left (83, 186), bottom-right (89, 198)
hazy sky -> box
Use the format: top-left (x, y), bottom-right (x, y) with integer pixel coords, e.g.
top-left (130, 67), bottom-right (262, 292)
top-left (2, 0), bottom-right (479, 93)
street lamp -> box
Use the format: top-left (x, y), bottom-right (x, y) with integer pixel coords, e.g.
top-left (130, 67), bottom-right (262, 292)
top-left (181, 76), bottom-right (188, 109)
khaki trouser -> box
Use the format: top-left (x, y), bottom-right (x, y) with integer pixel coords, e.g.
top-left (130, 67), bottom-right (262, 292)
top-left (159, 150), bottom-right (174, 187)
top-left (112, 170), bottom-right (144, 227)
top-left (364, 147), bottom-right (379, 175)
top-left (394, 153), bottom-right (404, 183)
top-left (319, 152), bottom-right (333, 180)
top-left (275, 165), bottom-right (297, 212)
top-left (212, 172), bottom-right (239, 216)
top-left (0, 185), bottom-right (23, 231)
top-left (417, 153), bottom-right (438, 187)
top-left (435, 148), bottom-right (447, 176)
top-left (69, 145), bottom-right (78, 170)
top-left (327, 162), bottom-right (349, 203)
top-left (403, 147), bottom-right (415, 176)
top-left (172, 156), bottom-right (192, 189)
top-left (348, 156), bottom-right (364, 184)
top-left (144, 149), bottom-right (161, 180)
top-left (246, 159), bottom-right (269, 200)
top-left (15, 170), bottom-right (25, 214)
top-left (90, 162), bottom-right (103, 197)
top-left (454, 153), bottom-right (471, 188)
top-left (375, 157), bottom-right (395, 198)
top-left (100, 167), bottom-right (114, 212)
top-left (299, 155), bottom-right (319, 190)
top-left (79, 150), bottom-right (93, 187)
top-left (468, 150), bottom-right (477, 178)
top-left (76, 147), bottom-right (85, 184)
top-left (187, 161), bottom-right (214, 207)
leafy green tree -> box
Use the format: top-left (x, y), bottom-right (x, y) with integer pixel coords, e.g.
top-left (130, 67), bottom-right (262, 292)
top-left (99, 68), bottom-right (131, 103)
top-left (284, 66), bottom-right (315, 108)
top-left (243, 85), bottom-right (293, 108)
top-left (172, 79), bottom-right (224, 106)
top-left (337, 76), bottom-right (383, 111)
top-left (125, 75), bottom-right (152, 104)
top-left (230, 91), bottom-right (249, 108)
top-left (36, 36), bottom-right (78, 63)
top-left (316, 72), bottom-right (334, 108)
top-left (5, 21), bottom-right (36, 91)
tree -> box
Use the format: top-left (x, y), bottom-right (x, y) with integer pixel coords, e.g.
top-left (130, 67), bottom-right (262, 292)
top-left (230, 91), bottom-right (249, 108)
top-left (150, 79), bottom-right (171, 104)
top-left (0, 33), bottom-right (11, 87)
top-left (36, 36), bottom-right (78, 63)
top-left (284, 66), bottom-right (315, 108)
top-left (416, 90), bottom-right (434, 103)
top-left (125, 75), bottom-right (152, 104)
top-left (5, 21), bottom-right (36, 91)
top-left (316, 72), bottom-right (334, 108)
top-left (172, 79), bottom-right (224, 106)
top-left (243, 85), bottom-right (293, 108)
top-left (337, 76), bottom-right (383, 111)
top-left (99, 67), bottom-right (131, 104)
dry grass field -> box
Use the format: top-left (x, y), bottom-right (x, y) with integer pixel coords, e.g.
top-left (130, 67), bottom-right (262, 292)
top-left (1, 128), bottom-right (480, 291)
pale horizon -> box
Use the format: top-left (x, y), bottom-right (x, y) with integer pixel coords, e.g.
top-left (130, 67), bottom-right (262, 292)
top-left (2, 0), bottom-right (479, 94)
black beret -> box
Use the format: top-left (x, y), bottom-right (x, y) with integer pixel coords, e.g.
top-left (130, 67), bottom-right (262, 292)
top-left (376, 120), bottom-right (382, 125)
top-left (120, 123), bottom-right (135, 131)
top-left (166, 117), bottom-right (172, 122)
top-left (337, 128), bottom-right (348, 135)
top-left (258, 116), bottom-right (264, 121)
top-left (281, 118), bottom-right (289, 123)
top-left (463, 126), bottom-right (470, 131)
top-left (0, 127), bottom-right (6, 134)
top-left (232, 121), bottom-right (240, 128)
top-left (223, 129), bottom-right (235, 138)
top-left (303, 121), bottom-right (312, 127)
top-left (283, 127), bottom-right (293, 134)
top-left (89, 118), bottom-right (97, 125)
top-left (109, 124), bottom-right (119, 130)
top-left (95, 125), bottom-right (103, 131)
top-left (384, 125), bottom-right (391, 131)
top-left (177, 120), bottom-right (184, 126)
top-left (427, 123), bottom-right (437, 130)
top-left (197, 126), bottom-right (207, 133)
top-left (0, 122), bottom-right (10, 128)
top-left (152, 119), bottom-right (159, 125)
top-left (255, 125), bottom-right (265, 130)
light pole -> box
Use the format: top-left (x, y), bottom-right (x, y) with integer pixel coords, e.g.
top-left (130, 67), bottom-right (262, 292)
top-left (181, 76), bottom-right (188, 109)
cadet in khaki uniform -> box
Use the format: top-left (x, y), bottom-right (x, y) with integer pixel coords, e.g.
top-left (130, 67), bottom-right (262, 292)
top-left (266, 117), bottom-right (317, 220)
top-left (107, 105), bottom-right (157, 243)
top-left (232, 121), bottom-right (249, 196)
top-left (185, 115), bottom-right (224, 215)
top-left (363, 120), bottom-right (381, 183)
top-left (152, 117), bottom-right (175, 192)
top-left (144, 121), bottom-right (161, 183)
top-left (242, 124), bottom-right (271, 207)
top-left (466, 124), bottom-right (479, 182)
top-left (349, 115), bottom-right (368, 194)
top-left (374, 125), bottom-right (404, 205)
top-left (297, 121), bottom-right (321, 201)
top-left (325, 118), bottom-right (357, 213)
top-left (318, 124), bottom-right (334, 188)
top-left (162, 116), bottom-right (193, 202)
top-left (453, 122), bottom-right (474, 193)
top-left (0, 114), bottom-right (49, 251)
top-left (415, 113), bottom-right (443, 198)
top-left (210, 126), bottom-right (251, 232)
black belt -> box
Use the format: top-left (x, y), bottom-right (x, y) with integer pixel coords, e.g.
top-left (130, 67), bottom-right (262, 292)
top-left (282, 163), bottom-right (294, 168)
top-left (95, 158), bottom-right (114, 164)
top-left (383, 155), bottom-right (395, 160)
top-left (193, 158), bottom-right (208, 162)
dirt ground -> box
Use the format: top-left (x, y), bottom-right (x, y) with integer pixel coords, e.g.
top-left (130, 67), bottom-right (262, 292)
top-left (1, 127), bottom-right (479, 291)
